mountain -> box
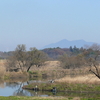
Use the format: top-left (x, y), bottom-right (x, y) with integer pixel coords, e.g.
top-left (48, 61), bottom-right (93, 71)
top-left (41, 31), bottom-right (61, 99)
top-left (43, 39), bottom-right (95, 49)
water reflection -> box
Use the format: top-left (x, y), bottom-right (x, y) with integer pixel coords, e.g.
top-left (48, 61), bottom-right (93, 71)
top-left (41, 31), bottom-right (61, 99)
top-left (0, 81), bottom-right (27, 96)
top-left (0, 81), bottom-right (5, 88)
top-left (0, 80), bottom-right (100, 98)
top-left (0, 80), bottom-right (58, 97)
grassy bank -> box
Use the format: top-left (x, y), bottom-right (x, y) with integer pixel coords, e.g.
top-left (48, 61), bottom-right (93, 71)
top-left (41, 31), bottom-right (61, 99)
top-left (23, 83), bottom-right (100, 93)
top-left (0, 96), bottom-right (100, 100)
top-left (1, 60), bottom-right (100, 99)
top-left (23, 82), bottom-right (100, 92)
top-left (0, 96), bottom-right (75, 100)
top-left (23, 73), bottom-right (100, 93)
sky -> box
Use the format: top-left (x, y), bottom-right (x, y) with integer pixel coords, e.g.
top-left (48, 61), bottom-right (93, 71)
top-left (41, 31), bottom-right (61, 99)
top-left (0, 0), bottom-right (100, 51)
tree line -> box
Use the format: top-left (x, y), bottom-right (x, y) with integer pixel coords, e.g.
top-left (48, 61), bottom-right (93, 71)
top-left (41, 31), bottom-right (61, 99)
top-left (58, 44), bottom-right (100, 79)
top-left (4, 43), bottom-right (100, 79)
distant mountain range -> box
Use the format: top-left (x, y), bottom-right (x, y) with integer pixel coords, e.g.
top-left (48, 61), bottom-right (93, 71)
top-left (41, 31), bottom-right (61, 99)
top-left (43, 39), bottom-right (95, 49)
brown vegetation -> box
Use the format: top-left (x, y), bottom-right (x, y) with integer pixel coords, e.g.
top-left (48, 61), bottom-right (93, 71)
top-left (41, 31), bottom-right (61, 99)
top-left (2, 44), bottom-right (100, 82)
top-left (0, 60), bottom-right (6, 79)
top-left (56, 74), bottom-right (100, 84)
top-left (6, 45), bottom-right (48, 72)
top-left (1, 56), bottom-right (100, 85)
top-left (0, 60), bottom-right (28, 80)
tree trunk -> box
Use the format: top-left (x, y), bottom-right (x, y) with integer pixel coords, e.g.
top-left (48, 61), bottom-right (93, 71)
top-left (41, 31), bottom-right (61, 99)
top-left (89, 69), bottom-right (100, 79)
top-left (27, 66), bottom-right (31, 72)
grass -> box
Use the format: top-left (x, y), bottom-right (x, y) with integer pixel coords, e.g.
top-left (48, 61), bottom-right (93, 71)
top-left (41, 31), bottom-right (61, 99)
top-left (1, 60), bottom-right (100, 86)
top-left (0, 60), bottom-right (6, 79)
top-left (23, 82), bottom-right (100, 92)
top-left (0, 96), bottom-right (78, 100)
top-left (1, 60), bottom-right (100, 99)
top-left (0, 96), bottom-right (100, 100)
top-left (2, 72), bottom-right (28, 80)
top-left (56, 74), bottom-right (100, 84)
top-left (0, 60), bottom-right (94, 80)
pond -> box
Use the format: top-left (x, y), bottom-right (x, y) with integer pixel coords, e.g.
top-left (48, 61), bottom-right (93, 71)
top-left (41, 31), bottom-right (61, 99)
top-left (0, 80), bottom-right (100, 98)
top-left (0, 80), bottom-right (57, 97)
top-left (0, 81), bottom-right (27, 96)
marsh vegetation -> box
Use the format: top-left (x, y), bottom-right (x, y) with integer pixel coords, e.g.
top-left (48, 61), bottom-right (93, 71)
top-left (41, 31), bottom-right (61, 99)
top-left (1, 44), bottom-right (100, 99)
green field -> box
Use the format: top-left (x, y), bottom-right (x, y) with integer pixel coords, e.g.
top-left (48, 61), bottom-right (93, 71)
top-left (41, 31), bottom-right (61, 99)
top-left (0, 96), bottom-right (100, 100)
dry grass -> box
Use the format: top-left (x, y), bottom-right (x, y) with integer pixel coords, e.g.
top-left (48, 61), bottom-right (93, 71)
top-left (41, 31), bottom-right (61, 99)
top-left (0, 60), bottom-right (100, 85)
top-left (30, 61), bottom-right (61, 71)
top-left (0, 96), bottom-right (81, 100)
top-left (30, 61), bottom-right (92, 81)
top-left (56, 74), bottom-right (100, 84)
top-left (30, 61), bottom-right (90, 74)
top-left (0, 60), bottom-right (6, 78)
top-left (0, 60), bottom-right (6, 66)
top-left (4, 71), bottom-right (28, 80)
top-left (35, 97), bottom-right (80, 100)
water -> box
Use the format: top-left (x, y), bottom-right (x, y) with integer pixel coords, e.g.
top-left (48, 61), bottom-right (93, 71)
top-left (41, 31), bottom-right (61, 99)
top-left (0, 80), bottom-right (100, 98)
top-left (0, 81), bottom-right (27, 96)
top-left (0, 80), bottom-right (70, 97)
top-left (0, 81), bottom-right (54, 97)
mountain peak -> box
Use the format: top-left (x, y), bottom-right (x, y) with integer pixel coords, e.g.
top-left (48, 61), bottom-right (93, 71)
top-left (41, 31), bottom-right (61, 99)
top-left (43, 39), bottom-right (95, 49)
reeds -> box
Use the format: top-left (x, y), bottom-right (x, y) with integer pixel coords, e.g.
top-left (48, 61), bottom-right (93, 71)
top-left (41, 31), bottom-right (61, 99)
top-left (0, 60), bottom-right (6, 79)
top-left (56, 74), bottom-right (100, 84)
top-left (1, 60), bottom-right (100, 85)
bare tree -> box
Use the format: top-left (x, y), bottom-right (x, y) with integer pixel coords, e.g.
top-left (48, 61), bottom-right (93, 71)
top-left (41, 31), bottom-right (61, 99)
top-left (6, 45), bottom-right (47, 72)
top-left (84, 44), bottom-right (100, 79)
top-left (6, 44), bottom-right (27, 72)
top-left (26, 47), bottom-right (48, 72)
top-left (59, 53), bottom-right (85, 69)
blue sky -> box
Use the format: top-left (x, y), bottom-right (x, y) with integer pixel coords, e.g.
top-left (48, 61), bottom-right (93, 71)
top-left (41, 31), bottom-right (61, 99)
top-left (0, 0), bottom-right (100, 51)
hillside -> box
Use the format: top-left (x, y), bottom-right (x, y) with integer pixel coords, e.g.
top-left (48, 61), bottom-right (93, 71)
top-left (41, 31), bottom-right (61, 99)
top-left (43, 39), bottom-right (95, 49)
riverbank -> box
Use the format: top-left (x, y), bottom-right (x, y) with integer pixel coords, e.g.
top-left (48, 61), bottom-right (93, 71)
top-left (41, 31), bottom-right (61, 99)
top-left (22, 82), bottom-right (100, 93)
top-left (1, 60), bottom-right (100, 99)
top-left (22, 82), bottom-right (100, 100)
top-left (0, 96), bottom-right (99, 100)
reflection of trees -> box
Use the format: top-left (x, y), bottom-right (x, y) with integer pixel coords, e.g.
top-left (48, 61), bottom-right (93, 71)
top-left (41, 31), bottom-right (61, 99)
top-left (6, 82), bottom-right (20, 88)
top-left (12, 81), bottom-right (50, 96)
top-left (5, 81), bottom-right (35, 96)
top-left (12, 82), bottom-right (34, 96)
top-left (13, 89), bottom-right (31, 96)
top-left (0, 81), bottom-right (5, 88)
top-left (5, 81), bottom-right (57, 96)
